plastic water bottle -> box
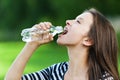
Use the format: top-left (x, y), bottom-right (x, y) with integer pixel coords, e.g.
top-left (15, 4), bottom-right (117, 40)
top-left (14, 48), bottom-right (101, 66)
top-left (21, 26), bottom-right (63, 42)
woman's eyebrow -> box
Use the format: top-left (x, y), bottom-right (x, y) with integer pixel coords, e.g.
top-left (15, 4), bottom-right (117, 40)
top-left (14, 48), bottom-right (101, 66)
top-left (75, 17), bottom-right (84, 21)
top-left (75, 17), bottom-right (84, 22)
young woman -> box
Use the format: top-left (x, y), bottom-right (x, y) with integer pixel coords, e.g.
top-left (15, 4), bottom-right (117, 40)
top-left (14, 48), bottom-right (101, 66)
top-left (5, 8), bottom-right (120, 80)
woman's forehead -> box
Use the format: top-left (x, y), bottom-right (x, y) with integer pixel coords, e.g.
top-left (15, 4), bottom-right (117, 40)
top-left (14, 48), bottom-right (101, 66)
top-left (76, 12), bottom-right (93, 20)
top-left (76, 12), bottom-right (93, 24)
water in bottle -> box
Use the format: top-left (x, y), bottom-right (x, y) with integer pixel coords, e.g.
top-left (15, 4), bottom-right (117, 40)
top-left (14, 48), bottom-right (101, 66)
top-left (21, 26), bottom-right (63, 42)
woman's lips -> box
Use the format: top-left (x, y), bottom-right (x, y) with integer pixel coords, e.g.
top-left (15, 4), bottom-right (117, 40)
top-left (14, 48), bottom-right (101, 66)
top-left (62, 27), bottom-right (68, 35)
top-left (62, 30), bottom-right (68, 35)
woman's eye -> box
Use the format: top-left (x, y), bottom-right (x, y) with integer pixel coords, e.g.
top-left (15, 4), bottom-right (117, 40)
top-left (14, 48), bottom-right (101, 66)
top-left (77, 20), bottom-right (81, 24)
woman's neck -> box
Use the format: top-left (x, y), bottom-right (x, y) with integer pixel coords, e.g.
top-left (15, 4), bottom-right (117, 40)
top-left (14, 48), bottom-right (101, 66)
top-left (66, 45), bottom-right (89, 79)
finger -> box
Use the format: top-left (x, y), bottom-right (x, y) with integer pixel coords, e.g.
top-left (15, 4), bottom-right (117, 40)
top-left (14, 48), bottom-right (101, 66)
top-left (43, 34), bottom-right (53, 43)
top-left (49, 33), bottom-right (54, 41)
top-left (39, 22), bottom-right (47, 30)
top-left (33, 24), bottom-right (40, 29)
top-left (44, 22), bottom-right (52, 28)
top-left (42, 33), bottom-right (49, 40)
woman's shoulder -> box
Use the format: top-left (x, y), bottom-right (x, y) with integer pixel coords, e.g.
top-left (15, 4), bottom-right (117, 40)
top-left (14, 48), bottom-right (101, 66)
top-left (45, 61), bottom-right (68, 74)
top-left (50, 62), bottom-right (68, 68)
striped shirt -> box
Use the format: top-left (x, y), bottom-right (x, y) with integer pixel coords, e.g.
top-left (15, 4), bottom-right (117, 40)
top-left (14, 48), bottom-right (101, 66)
top-left (21, 62), bottom-right (114, 80)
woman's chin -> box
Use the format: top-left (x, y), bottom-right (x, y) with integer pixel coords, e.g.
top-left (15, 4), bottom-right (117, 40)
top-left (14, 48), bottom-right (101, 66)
top-left (56, 39), bottom-right (65, 45)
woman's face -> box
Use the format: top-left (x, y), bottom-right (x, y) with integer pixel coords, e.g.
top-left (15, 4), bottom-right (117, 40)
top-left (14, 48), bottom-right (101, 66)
top-left (57, 12), bottom-right (93, 46)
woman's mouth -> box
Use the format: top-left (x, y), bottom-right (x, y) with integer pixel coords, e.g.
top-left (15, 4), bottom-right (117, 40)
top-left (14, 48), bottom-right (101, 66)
top-left (62, 29), bottom-right (68, 35)
top-left (58, 27), bottom-right (68, 37)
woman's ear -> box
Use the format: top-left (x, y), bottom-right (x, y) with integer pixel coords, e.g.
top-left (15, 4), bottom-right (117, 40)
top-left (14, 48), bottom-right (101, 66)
top-left (82, 37), bottom-right (94, 46)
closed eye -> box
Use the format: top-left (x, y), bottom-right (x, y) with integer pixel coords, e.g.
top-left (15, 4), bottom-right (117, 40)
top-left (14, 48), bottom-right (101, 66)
top-left (76, 20), bottom-right (81, 24)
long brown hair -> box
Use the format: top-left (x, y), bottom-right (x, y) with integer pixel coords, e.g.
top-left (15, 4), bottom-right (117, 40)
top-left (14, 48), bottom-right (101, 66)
top-left (86, 8), bottom-right (119, 80)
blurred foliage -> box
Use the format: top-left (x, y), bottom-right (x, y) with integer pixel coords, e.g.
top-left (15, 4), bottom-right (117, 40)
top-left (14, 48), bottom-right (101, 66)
top-left (0, 41), bottom-right (68, 79)
top-left (0, 0), bottom-right (120, 41)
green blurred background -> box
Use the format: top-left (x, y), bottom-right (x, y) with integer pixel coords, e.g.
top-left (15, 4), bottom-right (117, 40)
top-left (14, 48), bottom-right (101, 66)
top-left (0, 0), bottom-right (120, 79)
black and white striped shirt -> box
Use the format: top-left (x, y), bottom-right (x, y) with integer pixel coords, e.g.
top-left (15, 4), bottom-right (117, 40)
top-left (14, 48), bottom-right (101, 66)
top-left (21, 62), bottom-right (68, 80)
top-left (21, 62), bottom-right (114, 80)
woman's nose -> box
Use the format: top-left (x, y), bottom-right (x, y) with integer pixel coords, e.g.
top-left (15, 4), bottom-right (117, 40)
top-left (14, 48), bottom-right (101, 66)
top-left (66, 20), bottom-right (71, 26)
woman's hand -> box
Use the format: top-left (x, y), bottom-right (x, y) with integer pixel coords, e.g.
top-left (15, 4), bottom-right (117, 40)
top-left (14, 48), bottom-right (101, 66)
top-left (27, 22), bottom-right (54, 47)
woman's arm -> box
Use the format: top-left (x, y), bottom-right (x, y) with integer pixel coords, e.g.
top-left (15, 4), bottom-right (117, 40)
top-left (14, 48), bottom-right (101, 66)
top-left (5, 43), bottom-right (39, 80)
top-left (5, 22), bottom-right (53, 80)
